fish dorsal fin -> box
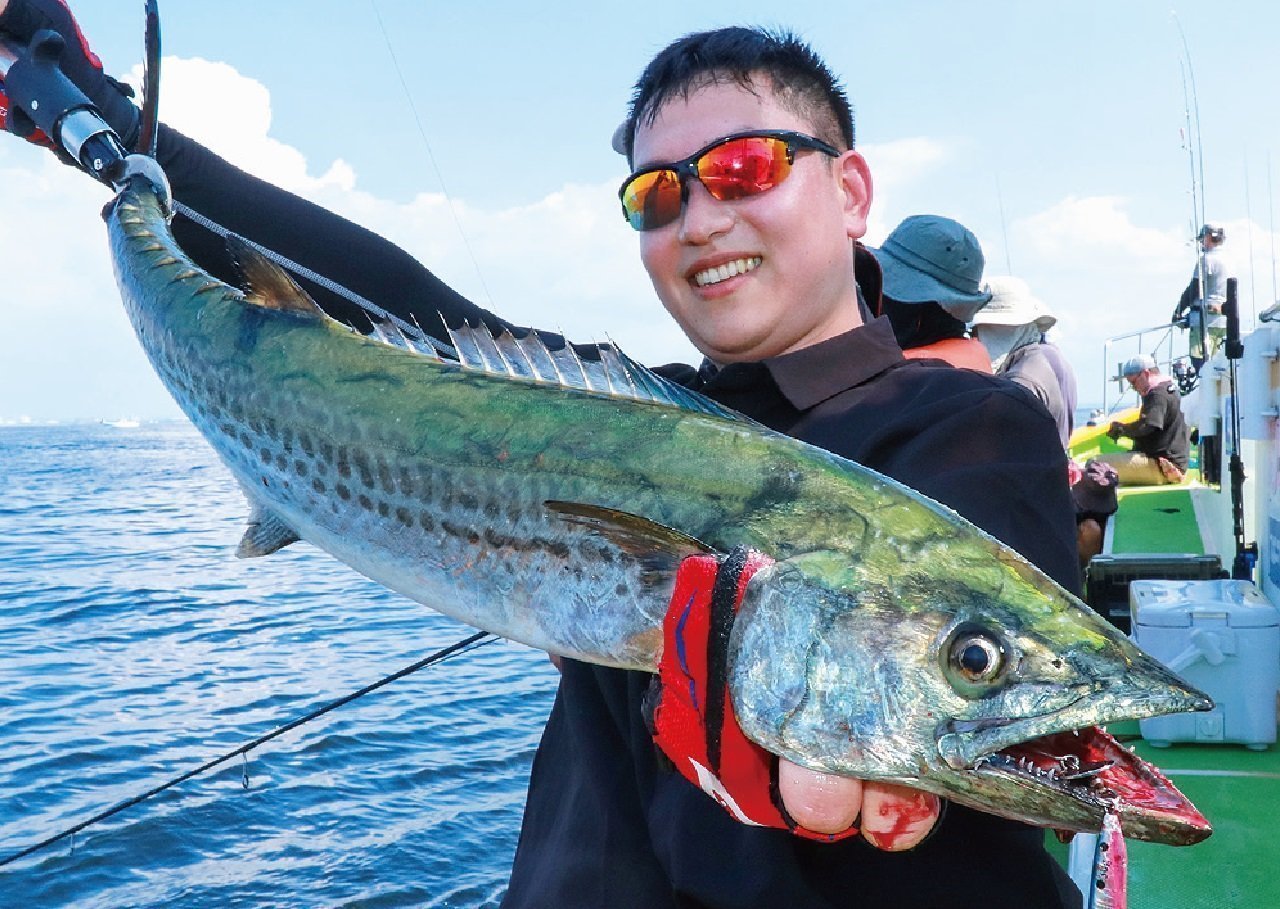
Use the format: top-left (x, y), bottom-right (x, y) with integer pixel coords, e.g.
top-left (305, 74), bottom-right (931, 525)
top-left (226, 235), bottom-right (325, 317)
top-left (366, 312), bottom-right (456, 360)
top-left (236, 504), bottom-right (301, 558)
top-left (445, 322), bottom-right (749, 422)
top-left (545, 501), bottom-right (714, 573)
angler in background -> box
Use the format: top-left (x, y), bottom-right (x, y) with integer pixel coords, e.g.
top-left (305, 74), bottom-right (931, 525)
top-left (869, 215), bottom-right (993, 371)
top-left (972, 276), bottom-right (1078, 448)
top-left (1102, 355), bottom-right (1190, 486)
top-left (1172, 222), bottom-right (1232, 373)
top-left (1070, 458), bottom-right (1120, 569)
top-left (0, 3), bottom-right (1084, 907)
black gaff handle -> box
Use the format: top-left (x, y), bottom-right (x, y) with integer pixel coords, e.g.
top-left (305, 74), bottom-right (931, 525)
top-left (1224, 277), bottom-right (1243, 361)
top-left (1, 29), bottom-right (127, 184)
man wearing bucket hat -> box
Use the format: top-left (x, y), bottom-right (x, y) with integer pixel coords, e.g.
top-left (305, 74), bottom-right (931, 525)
top-left (972, 276), bottom-right (1077, 447)
top-left (870, 215), bottom-right (993, 372)
top-left (1099, 355), bottom-right (1189, 485)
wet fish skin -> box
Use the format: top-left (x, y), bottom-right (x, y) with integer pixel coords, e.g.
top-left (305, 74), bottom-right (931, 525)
top-left (106, 177), bottom-right (1210, 846)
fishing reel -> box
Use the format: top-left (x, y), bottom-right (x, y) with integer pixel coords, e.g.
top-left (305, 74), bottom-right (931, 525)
top-left (0, 1), bottom-right (169, 213)
top-left (0, 28), bottom-right (129, 184)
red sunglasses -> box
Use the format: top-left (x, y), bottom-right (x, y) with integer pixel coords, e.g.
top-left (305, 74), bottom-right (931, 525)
top-left (619, 129), bottom-right (842, 232)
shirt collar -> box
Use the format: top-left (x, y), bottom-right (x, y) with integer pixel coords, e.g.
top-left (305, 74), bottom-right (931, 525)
top-left (764, 316), bottom-right (905, 411)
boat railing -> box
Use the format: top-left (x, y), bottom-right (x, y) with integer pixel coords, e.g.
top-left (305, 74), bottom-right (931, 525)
top-left (1099, 321), bottom-right (1190, 416)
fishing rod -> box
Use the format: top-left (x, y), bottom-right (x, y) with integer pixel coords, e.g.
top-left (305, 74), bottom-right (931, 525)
top-left (1174, 13), bottom-right (1209, 366)
top-left (0, 30), bottom-right (134, 188)
top-left (1221, 277), bottom-right (1257, 581)
top-left (0, 630), bottom-right (497, 870)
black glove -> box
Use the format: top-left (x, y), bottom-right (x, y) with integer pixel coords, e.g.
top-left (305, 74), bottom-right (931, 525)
top-left (0, 0), bottom-right (139, 147)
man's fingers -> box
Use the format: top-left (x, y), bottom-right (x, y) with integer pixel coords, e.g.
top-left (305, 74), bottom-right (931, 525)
top-left (860, 782), bottom-right (941, 851)
top-left (777, 759), bottom-right (862, 834)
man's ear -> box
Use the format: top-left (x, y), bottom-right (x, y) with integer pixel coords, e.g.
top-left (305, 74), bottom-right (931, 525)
top-left (838, 150), bottom-right (873, 241)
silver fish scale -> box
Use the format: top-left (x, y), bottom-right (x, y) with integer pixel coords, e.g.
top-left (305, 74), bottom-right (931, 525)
top-left (187, 377), bottom-right (667, 668)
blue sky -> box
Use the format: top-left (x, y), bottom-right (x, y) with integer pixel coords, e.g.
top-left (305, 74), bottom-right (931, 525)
top-left (2, 0), bottom-right (1279, 420)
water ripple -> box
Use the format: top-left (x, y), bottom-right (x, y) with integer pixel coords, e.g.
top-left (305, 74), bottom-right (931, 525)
top-left (0, 424), bottom-right (559, 908)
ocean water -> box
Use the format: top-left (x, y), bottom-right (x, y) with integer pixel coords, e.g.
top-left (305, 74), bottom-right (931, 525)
top-left (0, 422), bottom-right (560, 908)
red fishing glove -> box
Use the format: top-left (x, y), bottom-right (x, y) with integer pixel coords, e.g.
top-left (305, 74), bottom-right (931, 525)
top-left (648, 546), bottom-right (859, 842)
top-left (0, 0), bottom-right (138, 148)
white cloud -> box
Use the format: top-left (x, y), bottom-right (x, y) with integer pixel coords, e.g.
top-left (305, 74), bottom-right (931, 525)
top-left (859, 137), bottom-right (950, 244)
top-left (125, 58), bottom-right (356, 194)
top-left (1019, 196), bottom-right (1185, 267)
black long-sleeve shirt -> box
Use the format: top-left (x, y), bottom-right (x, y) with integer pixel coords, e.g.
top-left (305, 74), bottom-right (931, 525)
top-left (151, 124), bottom-right (1082, 909)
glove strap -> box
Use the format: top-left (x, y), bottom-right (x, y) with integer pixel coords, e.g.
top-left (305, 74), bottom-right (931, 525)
top-left (653, 547), bottom-right (858, 842)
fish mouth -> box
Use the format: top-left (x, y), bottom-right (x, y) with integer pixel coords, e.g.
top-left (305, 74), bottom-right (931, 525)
top-left (972, 725), bottom-right (1212, 845)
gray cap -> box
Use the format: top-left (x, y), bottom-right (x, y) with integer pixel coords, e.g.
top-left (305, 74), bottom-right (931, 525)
top-left (972, 276), bottom-right (1056, 331)
top-left (870, 215), bottom-right (992, 322)
top-left (611, 121), bottom-right (629, 157)
top-left (1121, 354), bottom-right (1157, 376)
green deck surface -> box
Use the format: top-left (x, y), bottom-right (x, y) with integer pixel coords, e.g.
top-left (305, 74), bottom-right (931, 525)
top-left (1110, 486), bottom-right (1204, 555)
top-left (1126, 737), bottom-right (1280, 908)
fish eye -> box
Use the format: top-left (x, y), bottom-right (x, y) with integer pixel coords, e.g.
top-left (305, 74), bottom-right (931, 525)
top-left (943, 624), bottom-right (1009, 692)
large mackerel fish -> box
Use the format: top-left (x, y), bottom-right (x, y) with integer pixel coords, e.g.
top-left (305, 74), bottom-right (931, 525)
top-left (105, 173), bottom-right (1210, 847)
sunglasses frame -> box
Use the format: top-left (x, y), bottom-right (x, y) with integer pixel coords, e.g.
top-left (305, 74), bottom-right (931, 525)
top-left (618, 129), bottom-right (843, 231)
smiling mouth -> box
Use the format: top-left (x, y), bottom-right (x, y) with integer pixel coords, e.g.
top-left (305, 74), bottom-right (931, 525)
top-left (692, 256), bottom-right (762, 287)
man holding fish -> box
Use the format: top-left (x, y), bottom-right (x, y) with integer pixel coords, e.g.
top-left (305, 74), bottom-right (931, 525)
top-left (2, 3), bottom-right (1196, 906)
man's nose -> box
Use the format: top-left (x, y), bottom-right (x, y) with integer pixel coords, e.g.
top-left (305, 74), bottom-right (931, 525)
top-left (678, 180), bottom-right (734, 244)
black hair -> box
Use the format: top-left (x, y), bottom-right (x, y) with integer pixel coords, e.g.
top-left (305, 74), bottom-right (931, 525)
top-left (620, 27), bottom-right (854, 163)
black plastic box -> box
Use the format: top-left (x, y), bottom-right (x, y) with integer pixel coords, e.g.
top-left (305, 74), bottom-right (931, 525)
top-left (1084, 553), bottom-right (1225, 633)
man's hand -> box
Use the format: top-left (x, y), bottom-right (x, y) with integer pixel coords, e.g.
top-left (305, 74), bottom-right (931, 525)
top-left (779, 761), bottom-right (941, 850)
top-left (1107, 422), bottom-right (1123, 441)
top-left (651, 549), bottom-right (942, 850)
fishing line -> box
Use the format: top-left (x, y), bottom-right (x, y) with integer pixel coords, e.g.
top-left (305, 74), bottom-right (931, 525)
top-left (172, 200), bottom-right (452, 356)
top-left (0, 629), bottom-right (495, 870)
top-left (1269, 154), bottom-right (1277, 307)
top-left (1245, 157), bottom-right (1257, 323)
top-left (367, 0), bottom-right (498, 310)
top-left (995, 174), bottom-right (1014, 275)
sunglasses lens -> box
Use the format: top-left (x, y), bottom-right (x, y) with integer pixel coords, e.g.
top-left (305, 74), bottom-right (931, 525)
top-left (619, 134), bottom-right (802, 231)
top-left (697, 136), bottom-right (791, 201)
top-left (621, 169), bottom-right (683, 231)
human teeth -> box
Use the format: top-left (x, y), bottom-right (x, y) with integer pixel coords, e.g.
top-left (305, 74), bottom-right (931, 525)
top-left (693, 256), bottom-right (762, 287)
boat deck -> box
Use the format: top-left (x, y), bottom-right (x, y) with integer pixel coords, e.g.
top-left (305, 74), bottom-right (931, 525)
top-left (1122, 733), bottom-right (1280, 907)
top-left (1061, 473), bottom-right (1280, 907)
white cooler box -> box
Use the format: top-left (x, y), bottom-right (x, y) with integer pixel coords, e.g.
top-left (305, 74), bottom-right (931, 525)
top-left (1130, 579), bottom-right (1279, 749)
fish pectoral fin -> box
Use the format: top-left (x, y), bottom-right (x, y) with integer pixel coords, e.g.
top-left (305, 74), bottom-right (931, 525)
top-left (544, 501), bottom-right (715, 569)
top-left (236, 506), bottom-right (302, 558)
top-left (226, 235), bottom-right (325, 317)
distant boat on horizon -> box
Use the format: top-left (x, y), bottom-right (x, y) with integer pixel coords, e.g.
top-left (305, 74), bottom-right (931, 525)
top-left (101, 418), bottom-right (142, 429)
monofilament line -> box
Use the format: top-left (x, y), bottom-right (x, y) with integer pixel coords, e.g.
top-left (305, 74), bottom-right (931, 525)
top-left (0, 630), bottom-right (495, 869)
